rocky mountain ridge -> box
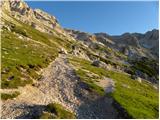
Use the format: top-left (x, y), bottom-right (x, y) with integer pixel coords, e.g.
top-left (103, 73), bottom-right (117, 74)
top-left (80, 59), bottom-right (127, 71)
top-left (65, 28), bottom-right (159, 59)
top-left (1, 0), bottom-right (73, 39)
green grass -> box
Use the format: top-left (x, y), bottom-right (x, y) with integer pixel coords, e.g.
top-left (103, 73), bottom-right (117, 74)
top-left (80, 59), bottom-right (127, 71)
top-left (69, 56), bottom-right (109, 77)
top-left (1, 79), bottom-right (33, 89)
top-left (1, 91), bottom-right (20, 100)
top-left (76, 69), bottom-right (105, 96)
top-left (10, 25), bottom-right (28, 37)
top-left (45, 103), bottom-right (76, 119)
top-left (69, 56), bottom-right (107, 95)
top-left (39, 112), bottom-right (55, 119)
top-left (1, 29), bottom-right (55, 88)
top-left (69, 56), bottom-right (159, 119)
top-left (107, 71), bottom-right (159, 118)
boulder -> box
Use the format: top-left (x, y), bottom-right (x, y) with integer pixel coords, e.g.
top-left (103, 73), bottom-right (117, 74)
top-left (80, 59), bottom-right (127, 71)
top-left (131, 74), bottom-right (137, 79)
top-left (8, 76), bottom-right (14, 80)
top-left (59, 48), bottom-right (67, 54)
top-left (122, 47), bottom-right (129, 56)
top-left (18, 35), bottom-right (23, 39)
top-left (105, 64), bottom-right (112, 70)
top-left (136, 77), bottom-right (142, 83)
top-left (92, 60), bottom-right (113, 70)
top-left (2, 67), bottom-right (10, 74)
top-left (131, 75), bottom-right (142, 83)
top-left (2, 25), bottom-right (11, 31)
top-left (92, 60), bottom-right (100, 67)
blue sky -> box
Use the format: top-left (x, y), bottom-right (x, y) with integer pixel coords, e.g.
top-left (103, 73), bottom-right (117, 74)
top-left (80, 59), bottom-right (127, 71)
top-left (26, 1), bottom-right (158, 35)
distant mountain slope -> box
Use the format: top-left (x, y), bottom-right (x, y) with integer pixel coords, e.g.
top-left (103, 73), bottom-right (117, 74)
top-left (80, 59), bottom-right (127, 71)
top-left (65, 29), bottom-right (159, 60)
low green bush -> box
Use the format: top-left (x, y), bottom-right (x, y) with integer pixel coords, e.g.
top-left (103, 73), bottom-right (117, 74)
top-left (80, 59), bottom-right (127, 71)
top-left (1, 79), bottom-right (33, 89)
top-left (1, 91), bottom-right (20, 100)
top-left (46, 103), bottom-right (76, 119)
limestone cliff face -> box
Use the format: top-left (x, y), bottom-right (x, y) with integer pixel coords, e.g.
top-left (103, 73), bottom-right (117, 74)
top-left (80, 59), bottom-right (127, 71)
top-left (34, 9), bottom-right (59, 29)
top-left (1, 0), bottom-right (64, 35)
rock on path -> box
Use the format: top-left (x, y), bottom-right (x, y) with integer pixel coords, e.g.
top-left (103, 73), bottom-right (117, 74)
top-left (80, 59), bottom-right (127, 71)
top-left (96, 77), bottom-right (115, 93)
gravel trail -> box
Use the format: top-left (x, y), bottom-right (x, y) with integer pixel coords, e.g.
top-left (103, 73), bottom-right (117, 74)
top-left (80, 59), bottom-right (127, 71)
top-left (1, 54), bottom-right (118, 119)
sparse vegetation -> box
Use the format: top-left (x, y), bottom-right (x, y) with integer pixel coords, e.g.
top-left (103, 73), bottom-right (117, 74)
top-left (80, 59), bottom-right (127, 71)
top-left (44, 103), bottom-right (76, 119)
top-left (1, 91), bottom-right (20, 100)
top-left (1, 79), bottom-right (33, 89)
top-left (39, 112), bottom-right (55, 119)
top-left (76, 69), bottom-right (105, 95)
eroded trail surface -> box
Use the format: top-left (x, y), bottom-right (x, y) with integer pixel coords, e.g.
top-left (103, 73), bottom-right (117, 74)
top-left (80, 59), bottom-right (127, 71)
top-left (1, 54), bottom-right (118, 119)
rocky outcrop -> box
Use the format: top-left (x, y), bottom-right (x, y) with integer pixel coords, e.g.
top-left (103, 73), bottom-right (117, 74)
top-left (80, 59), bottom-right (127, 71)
top-left (139, 29), bottom-right (159, 56)
top-left (94, 33), bottom-right (115, 46)
top-left (91, 60), bottom-right (110, 70)
top-left (113, 33), bottom-right (141, 48)
top-left (1, 0), bottom-right (65, 35)
top-left (34, 9), bottom-right (58, 28)
top-left (65, 29), bottom-right (97, 45)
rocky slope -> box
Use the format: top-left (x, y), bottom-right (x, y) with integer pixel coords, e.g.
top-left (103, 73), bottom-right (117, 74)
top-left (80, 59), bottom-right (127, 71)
top-left (1, 0), bottom-right (74, 40)
top-left (1, 0), bottom-right (159, 119)
top-left (66, 29), bottom-right (159, 60)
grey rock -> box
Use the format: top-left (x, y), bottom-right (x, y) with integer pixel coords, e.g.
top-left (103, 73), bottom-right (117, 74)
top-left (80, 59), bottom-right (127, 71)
top-left (92, 60), bottom-right (100, 67)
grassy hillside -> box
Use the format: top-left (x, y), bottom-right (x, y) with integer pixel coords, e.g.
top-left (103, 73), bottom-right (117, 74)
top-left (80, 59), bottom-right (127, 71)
top-left (1, 17), bottom-right (74, 89)
top-left (69, 56), bottom-right (159, 118)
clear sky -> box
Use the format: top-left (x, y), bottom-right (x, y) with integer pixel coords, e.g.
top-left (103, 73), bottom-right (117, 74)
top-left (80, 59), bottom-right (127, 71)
top-left (26, 1), bottom-right (158, 35)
